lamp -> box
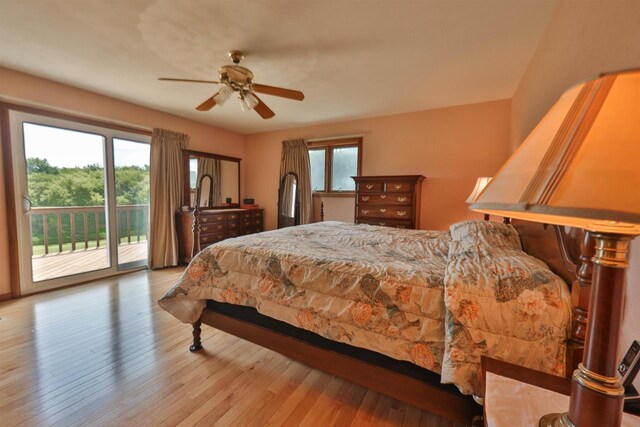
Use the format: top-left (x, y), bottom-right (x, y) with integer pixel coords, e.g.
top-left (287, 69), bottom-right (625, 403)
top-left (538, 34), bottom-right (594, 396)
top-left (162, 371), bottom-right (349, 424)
top-left (213, 85), bottom-right (233, 106)
top-left (466, 177), bottom-right (493, 220)
top-left (239, 91), bottom-right (259, 112)
top-left (471, 70), bottom-right (639, 427)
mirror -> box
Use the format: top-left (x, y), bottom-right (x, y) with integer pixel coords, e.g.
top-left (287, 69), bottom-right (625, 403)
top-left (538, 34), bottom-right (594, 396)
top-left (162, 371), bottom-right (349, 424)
top-left (278, 172), bottom-right (299, 228)
top-left (183, 150), bottom-right (241, 209)
top-left (195, 174), bottom-right (213, 208)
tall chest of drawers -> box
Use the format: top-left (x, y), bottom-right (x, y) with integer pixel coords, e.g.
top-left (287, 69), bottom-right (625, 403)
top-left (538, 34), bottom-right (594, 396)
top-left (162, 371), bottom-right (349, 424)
top-left (353, 175), bottom-right (424, 229)
top-left (176, 208), bottom-right (264, 263)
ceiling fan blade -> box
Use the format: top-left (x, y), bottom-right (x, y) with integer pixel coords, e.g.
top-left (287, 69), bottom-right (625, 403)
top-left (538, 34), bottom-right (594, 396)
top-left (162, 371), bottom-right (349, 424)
top-left (253, 95), bottom-right (275, 119)
top-left (159, 77), bottom-right (220, 84)
top-left (252, 83), bottom-right (304, 101)
top-left (196, 95), bottom-right (217, 111)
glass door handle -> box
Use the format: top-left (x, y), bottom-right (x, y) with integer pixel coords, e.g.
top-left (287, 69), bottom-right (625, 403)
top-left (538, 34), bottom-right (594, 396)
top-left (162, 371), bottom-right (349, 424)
top-left (23, 195), bottom-right (32, 214)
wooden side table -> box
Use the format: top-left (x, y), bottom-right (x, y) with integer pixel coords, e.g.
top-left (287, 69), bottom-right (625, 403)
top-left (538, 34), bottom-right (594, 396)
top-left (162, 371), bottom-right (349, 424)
top-left (481, 357), bottom-right (640, 426)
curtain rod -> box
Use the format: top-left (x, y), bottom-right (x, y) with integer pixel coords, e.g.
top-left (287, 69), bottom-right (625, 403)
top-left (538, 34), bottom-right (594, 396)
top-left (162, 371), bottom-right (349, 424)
top-left (305, 133), bottom-right (365, 142)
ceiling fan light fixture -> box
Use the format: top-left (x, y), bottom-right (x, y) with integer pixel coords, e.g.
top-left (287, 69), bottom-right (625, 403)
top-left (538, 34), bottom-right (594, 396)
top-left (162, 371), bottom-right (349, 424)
top-left (213, 85), bottom-right (233, 106)
top-left (245, 92), bottom-right (259, 110)
top-left (239, 91), bottom-right (258, 112)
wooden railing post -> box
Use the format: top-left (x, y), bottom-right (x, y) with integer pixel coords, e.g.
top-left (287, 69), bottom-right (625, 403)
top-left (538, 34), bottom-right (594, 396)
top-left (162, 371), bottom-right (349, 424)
top-left (43, 213), bottom-right (49, 255)
top-left (70, 211), bottom-right (76, 251)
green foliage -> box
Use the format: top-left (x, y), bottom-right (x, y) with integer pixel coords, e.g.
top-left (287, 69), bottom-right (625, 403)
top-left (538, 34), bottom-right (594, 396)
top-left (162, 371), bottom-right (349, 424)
top-left (26, 158), bottom-right (149, 207)
top-left (27, 159), bottom-right (149, 249)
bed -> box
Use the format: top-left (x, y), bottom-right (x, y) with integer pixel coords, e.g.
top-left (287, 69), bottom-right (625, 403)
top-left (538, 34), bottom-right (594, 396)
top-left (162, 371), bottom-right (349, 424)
top-left (159, 219), bottom-right (590, 423)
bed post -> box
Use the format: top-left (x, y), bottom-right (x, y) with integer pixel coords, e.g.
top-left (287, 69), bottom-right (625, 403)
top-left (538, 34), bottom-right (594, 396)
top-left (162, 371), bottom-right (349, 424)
top-left (190, 319), bottom-right (203, 352)
top-left (566, 231), bottom-right (595, 374)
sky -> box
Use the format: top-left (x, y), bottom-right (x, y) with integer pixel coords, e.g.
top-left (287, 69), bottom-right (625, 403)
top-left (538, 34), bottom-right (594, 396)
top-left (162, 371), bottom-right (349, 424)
top-left (23, 123), bottom-right (150, 168)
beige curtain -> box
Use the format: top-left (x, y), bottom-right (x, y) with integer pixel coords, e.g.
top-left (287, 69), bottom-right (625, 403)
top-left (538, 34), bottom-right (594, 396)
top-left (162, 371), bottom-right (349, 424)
top-left (196, 158), bottom-right (222, 206)
top-left (149, 128), bottom-right (190, 268)
top-left (280, 139), bottom-right (312, 224)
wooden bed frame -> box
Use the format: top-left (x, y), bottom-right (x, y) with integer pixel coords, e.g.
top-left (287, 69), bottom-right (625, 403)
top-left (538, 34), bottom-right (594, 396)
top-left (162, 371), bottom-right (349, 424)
top-left (187, 220), bottom-right (594, 424)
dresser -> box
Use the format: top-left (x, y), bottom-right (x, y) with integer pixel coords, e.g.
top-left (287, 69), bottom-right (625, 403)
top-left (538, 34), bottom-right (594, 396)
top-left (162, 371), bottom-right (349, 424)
top-left (353, 175), bottom-right (424, 229)
top-left (176, 208), bottom-right (264, 263)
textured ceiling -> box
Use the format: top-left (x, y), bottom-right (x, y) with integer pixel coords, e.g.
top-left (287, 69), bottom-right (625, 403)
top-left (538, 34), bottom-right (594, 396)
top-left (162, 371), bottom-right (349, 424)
top-left (0, 0), bottom-right (556, 134)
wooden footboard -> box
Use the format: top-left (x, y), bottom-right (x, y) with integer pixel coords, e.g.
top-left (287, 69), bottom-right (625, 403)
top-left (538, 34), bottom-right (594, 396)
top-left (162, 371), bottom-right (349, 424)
top-left (193, 305), bottom-right (482, 424)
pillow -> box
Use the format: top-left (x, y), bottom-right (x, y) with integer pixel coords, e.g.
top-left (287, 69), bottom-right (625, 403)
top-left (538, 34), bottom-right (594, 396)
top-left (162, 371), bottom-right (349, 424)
top-left (449, 220), bottom-right (521, 251)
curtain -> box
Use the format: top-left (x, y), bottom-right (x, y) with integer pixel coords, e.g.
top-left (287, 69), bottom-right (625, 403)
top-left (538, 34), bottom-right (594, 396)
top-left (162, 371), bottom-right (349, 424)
top-left (196, 157), bottom-right (222, 206)
top-left (149, 128), bottom-right (190, 269)
top-left (280, 139), bottom-right (312, 224)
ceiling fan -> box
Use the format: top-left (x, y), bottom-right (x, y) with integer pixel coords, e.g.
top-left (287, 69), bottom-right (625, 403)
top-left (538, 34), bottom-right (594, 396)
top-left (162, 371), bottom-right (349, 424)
top-left (158, 50), bottom-right (304, 119)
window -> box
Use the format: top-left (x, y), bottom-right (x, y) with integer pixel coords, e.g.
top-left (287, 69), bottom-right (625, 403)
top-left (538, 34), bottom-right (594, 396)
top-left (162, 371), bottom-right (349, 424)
top-left (308, 137), bottom-right (362, 194)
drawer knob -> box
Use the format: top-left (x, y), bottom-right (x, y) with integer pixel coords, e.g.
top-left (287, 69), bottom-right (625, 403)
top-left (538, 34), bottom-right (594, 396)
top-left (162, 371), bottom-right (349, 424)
top-left (397, 196), bottom-right (407, 202)
top-left (394, 184), bottom-right (402, 190)
top-left (202, 217), bottom-right (208, 222)
top-left (217, 225), bottom-right (223, 230)
top-left (366, 184), bottom-right (373, 189)
top-left (397, 211), bottom-right (407, 216)
top-left (380, 208), bottom-right (386, 213)
top-left (361, 209), bottom-right (369, 214)
top-left (379, 222), bottom-right (386, 226)
top-left (361, 196), bottom-right (370, 201)
top-left (380, 194), bottom-right (386, 199)
top-left (202, 226), bottom-right (208, 231)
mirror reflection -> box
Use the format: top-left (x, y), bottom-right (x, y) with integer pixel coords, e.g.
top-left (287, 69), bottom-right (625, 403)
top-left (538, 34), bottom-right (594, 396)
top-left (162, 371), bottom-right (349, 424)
top-left (196, 174), bottom-right (213, 208)
top-left (278, 172), bottom-right (299, 228)
top-left (187, 153), bottom-right (240, 208)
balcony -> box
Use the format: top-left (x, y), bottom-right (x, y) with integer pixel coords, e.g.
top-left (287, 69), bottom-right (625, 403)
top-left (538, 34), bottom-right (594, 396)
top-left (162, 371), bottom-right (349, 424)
top-left (30, 205), bottom-right (148, 282)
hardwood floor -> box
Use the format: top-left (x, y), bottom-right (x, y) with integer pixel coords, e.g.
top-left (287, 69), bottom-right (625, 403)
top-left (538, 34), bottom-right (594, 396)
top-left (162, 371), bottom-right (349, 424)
top-left (0, 269), bottom-right (464, 427)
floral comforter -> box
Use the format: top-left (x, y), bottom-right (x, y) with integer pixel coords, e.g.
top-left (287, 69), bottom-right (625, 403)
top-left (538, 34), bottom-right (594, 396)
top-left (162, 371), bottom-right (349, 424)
top-left (159, 220), bottom-right (571, 395)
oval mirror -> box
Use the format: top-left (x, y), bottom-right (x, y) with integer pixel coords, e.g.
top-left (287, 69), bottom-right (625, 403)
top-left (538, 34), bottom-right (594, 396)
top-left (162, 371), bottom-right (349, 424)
top-left (278, 172), bottom-right (299, 228)
top-left (196, 174), bottom-right (214, 208)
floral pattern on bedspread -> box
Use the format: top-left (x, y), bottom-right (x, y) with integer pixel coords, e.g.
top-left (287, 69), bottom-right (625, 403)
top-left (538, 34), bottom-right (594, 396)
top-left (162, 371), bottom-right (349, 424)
top-left (441, 221), bottom-right (572, 395)
top-left (159, 221), bottom-right (451, 373)
top-left (158, 220), bottom-right (572, 396)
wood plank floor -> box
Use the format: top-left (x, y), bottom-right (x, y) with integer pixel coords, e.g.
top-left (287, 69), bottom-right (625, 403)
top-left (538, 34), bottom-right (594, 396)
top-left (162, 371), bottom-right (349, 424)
top-left (0, 269), bottom-right (465, 427)
top-left (31, 242), bottom-right (147, 282)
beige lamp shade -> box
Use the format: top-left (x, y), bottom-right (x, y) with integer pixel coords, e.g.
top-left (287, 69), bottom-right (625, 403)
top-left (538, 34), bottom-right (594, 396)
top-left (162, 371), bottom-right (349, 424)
top-left (466, 177), bottom-right (493, 203)
top-left (471, 70), bottom-right (640, 235)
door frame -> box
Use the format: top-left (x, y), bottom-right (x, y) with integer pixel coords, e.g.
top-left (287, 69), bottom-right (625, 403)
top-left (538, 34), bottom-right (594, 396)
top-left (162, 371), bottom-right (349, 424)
top-left (0, 103), bottom-right (151, 297)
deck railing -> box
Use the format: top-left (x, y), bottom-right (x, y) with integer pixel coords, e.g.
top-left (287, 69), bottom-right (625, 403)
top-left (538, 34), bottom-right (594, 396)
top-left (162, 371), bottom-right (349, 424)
top-left (30, 204), bottom-right (149, 256)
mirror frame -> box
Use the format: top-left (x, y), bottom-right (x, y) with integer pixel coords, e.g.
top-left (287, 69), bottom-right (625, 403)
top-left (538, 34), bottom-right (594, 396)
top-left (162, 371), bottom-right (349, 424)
top-left (278, 172), bottom-right (300, 228)
top-left (194, 174), bottom-right (214, 208)
top-left (182, 149), bottom-right (241, 209)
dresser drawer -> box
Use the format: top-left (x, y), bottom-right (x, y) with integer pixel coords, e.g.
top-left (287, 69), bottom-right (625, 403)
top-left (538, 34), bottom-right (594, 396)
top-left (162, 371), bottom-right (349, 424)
top-left (200, 222), bottom-right (226, 234)
top-left (200, 232), bottom-right (225, 245)
top-left (356, 218), bottom-right (414, 229)
top-left (227, 212), bottom-right (241, 221)
top-left (358, 193), bottom-right (412, 206)
top-left (241, 210), bottom-right (263, 220)
top-left (358, 206), bottom-right (412, 219)
top-left (199, 213), bottom-right (226, 223)
top-left (384, 181), bottom-right (414, 193)
top-left (242, 218), bottom-right (263, 228)
top-left (357, 182), bottom-right (384, 193)
top-left (227, 220), bottom-right (239, 230)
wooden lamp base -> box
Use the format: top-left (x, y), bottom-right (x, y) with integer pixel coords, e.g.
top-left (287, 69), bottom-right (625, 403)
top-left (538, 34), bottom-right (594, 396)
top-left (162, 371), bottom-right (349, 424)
top-left (539, 232), bottom-right (631, 427)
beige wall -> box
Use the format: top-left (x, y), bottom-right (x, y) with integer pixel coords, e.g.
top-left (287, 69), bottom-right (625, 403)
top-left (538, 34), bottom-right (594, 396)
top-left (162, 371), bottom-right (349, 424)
top-left (511, 1), bottom-right (640, 150)
top-left (510, 1), bottom-right (640, 364)
top-left (0, 68), bottom-right (245, 295)
top-left (245, 99), bottom-right (512, 232)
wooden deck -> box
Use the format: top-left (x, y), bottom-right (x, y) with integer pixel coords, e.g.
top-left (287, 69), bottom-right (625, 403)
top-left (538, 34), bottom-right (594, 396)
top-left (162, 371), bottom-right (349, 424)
top-left (32, 242), bottom-right (148, 282)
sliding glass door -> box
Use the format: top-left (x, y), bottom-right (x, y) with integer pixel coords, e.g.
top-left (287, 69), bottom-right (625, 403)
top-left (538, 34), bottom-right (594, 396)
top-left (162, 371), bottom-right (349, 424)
top-left (9, 110), bottom-right (150, 294)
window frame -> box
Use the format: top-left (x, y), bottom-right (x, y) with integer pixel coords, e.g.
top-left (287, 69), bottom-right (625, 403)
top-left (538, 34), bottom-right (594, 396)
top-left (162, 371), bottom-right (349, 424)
top-left (308, 137), bottom-right (362, 196)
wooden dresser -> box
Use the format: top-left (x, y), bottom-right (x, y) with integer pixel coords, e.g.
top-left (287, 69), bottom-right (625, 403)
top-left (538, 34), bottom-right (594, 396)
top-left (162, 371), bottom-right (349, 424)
top-left (353, 175), bottom-right (424, 229)
top-left (176, 208), bottom-right (264, 263)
